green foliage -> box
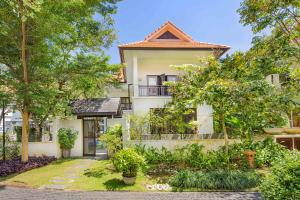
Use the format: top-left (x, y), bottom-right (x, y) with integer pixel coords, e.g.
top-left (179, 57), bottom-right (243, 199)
top-left (169, 169), bottom-right (261, 191)
top-left (0, 0), bottom-right (121, 138)
top-left (0, 135), bottom-right (20, 160)
top-left (57, 128), bottom-right (78, 150)
top-left (238, 0), bottom-right (300, 110)
top-left (99, 124), bottom-right (122, 155)
top-left (238, 0), bottom-right (300, 37)
top-left (106, 124), bottom-right (122, 138)
top-left (135, 144), bottom-right (230, 173)
top-left (169, 54), bottom-right (293, 145)
top-left (135, 138), bottom-right (289, 174)
top-left (254, 137), bottom-right (289, 167)
top-left (260, 151), bottom-right (300, 200)
top-left (112, 148), bottom-right (145, 177)
top-left (227, 137), bottom-right (290, 169)
top-left (128, 114), bottom-right (149, 140)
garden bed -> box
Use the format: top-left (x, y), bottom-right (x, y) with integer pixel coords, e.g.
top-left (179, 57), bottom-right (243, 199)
top-left (0, 156), bottom-right (57, 177)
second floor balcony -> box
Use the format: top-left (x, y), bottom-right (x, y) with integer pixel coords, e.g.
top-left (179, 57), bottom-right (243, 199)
top-left (138, 85), bottom-right (171, 96)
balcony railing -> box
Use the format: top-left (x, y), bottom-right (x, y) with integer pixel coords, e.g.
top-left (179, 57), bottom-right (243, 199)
top-left (138, 85), bottom-right (171, 96)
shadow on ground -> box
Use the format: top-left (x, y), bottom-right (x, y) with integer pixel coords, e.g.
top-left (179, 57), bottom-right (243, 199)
top-left (103, 178), bottom-right (127, 191)
top-left (83, 168), bottom-right (107, 178)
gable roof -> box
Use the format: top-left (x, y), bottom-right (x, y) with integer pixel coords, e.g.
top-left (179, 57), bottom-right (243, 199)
top-left (70, 98), bottom-right (121, 117)
top-left (118, 21), bottom-right (230, 62)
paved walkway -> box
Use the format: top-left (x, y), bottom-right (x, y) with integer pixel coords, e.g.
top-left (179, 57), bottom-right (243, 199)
top-left (0, 186), bottom-right (261, 200)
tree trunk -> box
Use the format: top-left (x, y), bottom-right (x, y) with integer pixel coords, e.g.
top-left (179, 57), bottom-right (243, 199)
top-left (20, 0), bottom-right (29, 163)
top-left (21, 111), bottom-right (29, 162)
top-left (220, 113), bottom-right (229, 154)
top-left (2, 102), bottom-right (6, 161)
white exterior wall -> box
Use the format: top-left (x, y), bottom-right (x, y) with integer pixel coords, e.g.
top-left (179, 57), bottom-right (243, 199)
top-left (29, 118), bottom-right (83, 158)
top-left (124, 50), bottom-right (212, 85)
top-left (107, 118), bottom-right (127, 129)
top-left (58, 119), bottom-right (83, 157)
top-left (28, 142), bottom-right (60, 158)
top-left (122, 49), bottom-right (216, 134)
top-left (197, 104), bottom-right (214, 134)
top-left (132, 97), bottom-right (172, 115)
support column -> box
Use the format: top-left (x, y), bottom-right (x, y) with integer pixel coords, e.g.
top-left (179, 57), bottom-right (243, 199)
top-left (133, 55), bottom-right (139, 97)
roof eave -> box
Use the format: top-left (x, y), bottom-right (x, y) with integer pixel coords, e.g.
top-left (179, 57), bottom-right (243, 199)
top-left (118, 46), bottom-right (230, 60)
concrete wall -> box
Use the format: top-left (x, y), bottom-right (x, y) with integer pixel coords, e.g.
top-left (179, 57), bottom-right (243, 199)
top-left (132, 96), bottom-right (172, 115)
top-left (197, 104), bottom-right (214, 134)
top-left (58, 119), bottom-right (83, 157)
top-left (125, 139), bottom-right (240, 152)
top-left (28, 118), bottom-right (83, 158)
top-left (28, 142), bottom-right (60, 157)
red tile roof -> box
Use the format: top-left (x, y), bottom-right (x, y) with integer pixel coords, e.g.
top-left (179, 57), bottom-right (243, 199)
top-left (119, 21), bottom-right (230, 62)
top-left (118, 21), bottom-right (231, 82)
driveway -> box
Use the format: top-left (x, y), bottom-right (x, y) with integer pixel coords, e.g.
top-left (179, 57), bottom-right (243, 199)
top-left (0, 186), bottom-right (261, 200)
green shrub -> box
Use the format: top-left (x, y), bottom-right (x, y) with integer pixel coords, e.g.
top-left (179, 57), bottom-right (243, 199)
top-left (105, 124), bottom-right (122, 138)
top-left (0, 135), bottom-right (20, 160)
top-left (260, 151), bottom-right (300, 200)
top-left (135, 138), bottom-right (288, 174)
top-left (112, 148), bottom-right (145, 177)
top-left (99, 124), bottom-right (122, 156)
top-left (57, 128), bottom-right (78, 150)
top-left (170, 169), bottom-right (261, 191)
top-left (253, 137), bottom-right (288, 167)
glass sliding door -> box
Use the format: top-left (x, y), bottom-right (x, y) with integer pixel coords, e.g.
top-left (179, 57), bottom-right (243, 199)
top-left (83, 117), bottom-right (107, 156)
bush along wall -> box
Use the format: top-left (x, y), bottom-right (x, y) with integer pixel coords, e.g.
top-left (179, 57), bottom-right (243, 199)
top-left (135, 137), bottom-right (289, 174)
top-left (260, 151), bottom-right (300, 200)
top-left (169, 169), bottom-right (261, 191)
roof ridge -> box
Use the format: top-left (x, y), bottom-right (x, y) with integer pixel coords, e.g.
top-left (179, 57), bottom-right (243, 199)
top-left (144, 21), bottom-right (169, 40)
top-left (144, 21), bottom-right (194, 41)
top-left (165, 21), bottom-right (193, 41)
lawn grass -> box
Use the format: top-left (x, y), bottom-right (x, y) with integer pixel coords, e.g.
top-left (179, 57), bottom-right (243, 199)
top-left (0, 158), bottom-right (155, 191)
top-left (69, 160), bottom-right (155, 191)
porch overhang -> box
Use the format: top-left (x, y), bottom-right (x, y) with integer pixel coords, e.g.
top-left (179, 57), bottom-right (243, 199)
top-left (70, 98), bottom-right (121, 118)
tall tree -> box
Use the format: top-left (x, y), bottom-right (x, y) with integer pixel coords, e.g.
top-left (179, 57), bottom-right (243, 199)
top-left (238, 0), bottom-right (299, 46)
top-left (169, 54), bottom-right (293, 152)
top-left (0, 0), bottom-right (121, 162)
top-left (238, 0), bottom-right (300, 120)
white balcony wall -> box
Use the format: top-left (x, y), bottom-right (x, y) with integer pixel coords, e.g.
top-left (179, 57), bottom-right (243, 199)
top-left (123, 50), bottom-right (213, 89)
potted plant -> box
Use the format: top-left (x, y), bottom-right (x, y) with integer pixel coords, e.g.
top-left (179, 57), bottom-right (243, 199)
top-left (112, 148), bottom-right (145, 185)
top-left (57, 128), bottom-right (78, 158)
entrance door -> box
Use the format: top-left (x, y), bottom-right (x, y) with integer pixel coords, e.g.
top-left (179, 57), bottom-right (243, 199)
top-left (83, 117), bottom-right (107, 156)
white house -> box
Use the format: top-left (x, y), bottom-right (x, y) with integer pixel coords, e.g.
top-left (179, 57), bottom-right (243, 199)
top-left (5, 21), bottom-right (297, 158)
top-left (28, 21), bottom-right (234, 158)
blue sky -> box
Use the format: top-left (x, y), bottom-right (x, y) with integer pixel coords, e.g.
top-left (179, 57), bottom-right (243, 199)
top-left (106, 0), bottom-right (254, 64)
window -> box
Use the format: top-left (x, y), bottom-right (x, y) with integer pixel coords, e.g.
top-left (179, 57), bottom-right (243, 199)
top-left (15, 125), bottom-right (53, 142)
top-left (147, 75), bottom-right (177, 86)
top-left (147, 75), bottom-right (158, 86)
top-left (166, 75), bottom-right (177, 82)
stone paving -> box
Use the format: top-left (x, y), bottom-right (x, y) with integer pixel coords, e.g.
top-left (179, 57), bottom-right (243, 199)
top-left (0, 186), bottom-right (262, 200)
top-left (39, 159), bottom-right (96, 190)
